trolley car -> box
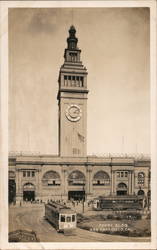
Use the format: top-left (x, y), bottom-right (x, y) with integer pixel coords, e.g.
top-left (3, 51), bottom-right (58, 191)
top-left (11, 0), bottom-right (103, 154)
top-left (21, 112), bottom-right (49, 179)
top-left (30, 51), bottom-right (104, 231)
top-left (45, 201), bottom-right (77, 234)
top-left (93, 195), bottom-right (143, 211)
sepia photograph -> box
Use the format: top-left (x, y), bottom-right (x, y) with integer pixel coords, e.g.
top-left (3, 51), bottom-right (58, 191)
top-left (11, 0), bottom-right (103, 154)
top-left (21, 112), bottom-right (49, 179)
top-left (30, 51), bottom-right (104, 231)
top-left (8, 6), bottom-right (151, 243)
top-left (0, 1), bottom-right (156, 249)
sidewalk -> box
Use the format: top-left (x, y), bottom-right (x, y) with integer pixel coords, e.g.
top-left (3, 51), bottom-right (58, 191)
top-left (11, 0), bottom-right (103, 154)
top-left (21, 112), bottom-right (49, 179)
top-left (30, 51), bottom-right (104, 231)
top-left (9, 202), bottom-right (44, 208)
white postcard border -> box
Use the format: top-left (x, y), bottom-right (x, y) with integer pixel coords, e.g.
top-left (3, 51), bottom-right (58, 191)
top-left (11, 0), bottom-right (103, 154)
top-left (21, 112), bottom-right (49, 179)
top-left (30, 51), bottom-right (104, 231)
top-left (0, 1), bottom-right (156, 249)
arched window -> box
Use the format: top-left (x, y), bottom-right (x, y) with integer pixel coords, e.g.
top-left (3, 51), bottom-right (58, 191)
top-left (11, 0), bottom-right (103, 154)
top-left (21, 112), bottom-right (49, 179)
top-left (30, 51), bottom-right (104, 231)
top-left (138, 172), bottom-right (145, 185)
top-left (23, 182), bottom-right (35, 191)
top-left (137, 189), bottom-right (145, 196)
top-left (117, 182), bottom-right (127, 189)
top-left (117, 182), bottom-right (128, 195)
top-left (93, 171), bottom-right (110, 186)
top-left (68, 170), bottom-right (85, 186)
top-left (42, 171), bottom-right (61, 186)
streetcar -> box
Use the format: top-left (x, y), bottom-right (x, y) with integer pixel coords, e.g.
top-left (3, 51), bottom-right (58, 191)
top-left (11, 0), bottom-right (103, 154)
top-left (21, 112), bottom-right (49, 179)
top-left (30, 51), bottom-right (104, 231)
top-left (45, 201), bottom-right (77, 234)
top-left (93, 195), bottom-right (143, 211)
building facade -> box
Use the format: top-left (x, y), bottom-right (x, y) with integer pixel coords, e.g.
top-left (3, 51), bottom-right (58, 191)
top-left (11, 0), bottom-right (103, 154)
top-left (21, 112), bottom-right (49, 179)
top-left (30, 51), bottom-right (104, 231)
top-left (9, 26), bottom-right (150, 203)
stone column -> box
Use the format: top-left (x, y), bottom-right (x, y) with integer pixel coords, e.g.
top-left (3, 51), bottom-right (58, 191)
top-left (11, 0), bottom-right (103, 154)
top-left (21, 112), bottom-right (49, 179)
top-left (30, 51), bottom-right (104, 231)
top-left (111, 170), bottom-right (113, 194)
top-left (134, 173), bottom-right (137, 193)
top-left (131, 170), bottom-right (134, 195)
top-left (61, 165), bottom-right (68, 200)
top-left (16, 169), bottom-right (22, 202)
top-left (111, 170), bottom-right (116, 195)
top-left (36, 167), bottom-right (42, 200)
top-left (128, 171), bottom-right (132, 195)
top-left (15, 169), bottom-right (19, 194)
top-left (114, 171), bottom-right (116, 195)
top-left (78, 76), bottom-right (81, 87)
top-left (77, 52), bottom-right (80, 62)
top-left (146, 170), bottom-right (149, 189)
top-left (89, 168), bottom-right (93, 195)
top-left (86, 165), bottom-right (93, 198)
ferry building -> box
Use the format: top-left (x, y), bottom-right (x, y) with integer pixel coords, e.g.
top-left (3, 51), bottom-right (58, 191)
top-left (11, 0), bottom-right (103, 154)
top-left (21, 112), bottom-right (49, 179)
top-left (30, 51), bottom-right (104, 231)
top-left (9, 26), bottom-right (150, 203)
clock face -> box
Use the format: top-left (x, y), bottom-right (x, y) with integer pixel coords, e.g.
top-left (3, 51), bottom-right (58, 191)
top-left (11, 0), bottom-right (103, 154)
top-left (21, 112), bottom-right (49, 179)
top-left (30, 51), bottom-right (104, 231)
top-left (65, 104), bottom-right (82, 122)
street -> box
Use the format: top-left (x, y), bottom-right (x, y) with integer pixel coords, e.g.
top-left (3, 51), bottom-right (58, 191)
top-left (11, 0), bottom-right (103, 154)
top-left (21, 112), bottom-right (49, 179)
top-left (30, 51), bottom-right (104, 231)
top-left (9, 204), bottom-right (150, 242)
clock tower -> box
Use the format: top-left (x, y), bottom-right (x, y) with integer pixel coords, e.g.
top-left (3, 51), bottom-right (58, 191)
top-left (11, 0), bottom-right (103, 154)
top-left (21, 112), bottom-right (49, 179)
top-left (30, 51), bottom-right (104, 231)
top-left (57, 26), bottom-right (88, 157)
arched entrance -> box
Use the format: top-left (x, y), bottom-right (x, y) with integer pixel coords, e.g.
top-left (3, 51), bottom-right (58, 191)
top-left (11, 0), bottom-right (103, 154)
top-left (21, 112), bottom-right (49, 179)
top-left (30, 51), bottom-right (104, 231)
top-left (23, 183), bottom-right (35, 201)
top-left (68, 170), bottom-right (85, 201)
top-left (117, 182), bottom-right (128, 196)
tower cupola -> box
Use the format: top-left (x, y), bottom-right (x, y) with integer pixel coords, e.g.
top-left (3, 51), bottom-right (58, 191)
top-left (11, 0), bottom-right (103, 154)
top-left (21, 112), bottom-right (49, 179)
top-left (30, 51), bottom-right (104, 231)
top-left (67, 25), bottom-right (78, 50)
top-left (64, 25), bottom-right (81, 63)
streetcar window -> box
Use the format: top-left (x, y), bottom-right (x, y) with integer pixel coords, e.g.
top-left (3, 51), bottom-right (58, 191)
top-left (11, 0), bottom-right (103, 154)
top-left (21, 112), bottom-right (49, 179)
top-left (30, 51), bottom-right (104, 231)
top-left (60, 215), bottom-right (65, 222)
top-left (66, 216), bottom-right (71, 222)
top-left (72, 215), bottom-right (75, 222)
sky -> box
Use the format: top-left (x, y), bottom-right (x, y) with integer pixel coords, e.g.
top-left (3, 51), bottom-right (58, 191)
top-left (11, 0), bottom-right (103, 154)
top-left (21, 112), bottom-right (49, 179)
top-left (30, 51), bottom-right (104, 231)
top-left (9, 7), bottom-right (150, 155)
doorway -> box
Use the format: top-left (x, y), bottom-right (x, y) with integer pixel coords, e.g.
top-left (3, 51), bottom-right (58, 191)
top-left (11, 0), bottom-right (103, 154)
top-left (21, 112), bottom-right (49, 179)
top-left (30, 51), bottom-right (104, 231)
top-left (9, 179), bottom-right (16, 203)
top-left (68, 191), bottom-right (85, 201)
top-left (23, 183), bottom-right (35, 201)
top-left (117, 190), bottom-right (127, 196)
top-left (23, 191), bottom-right (35, 201)
top-left (116, 182), bottom-right (128, 196)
